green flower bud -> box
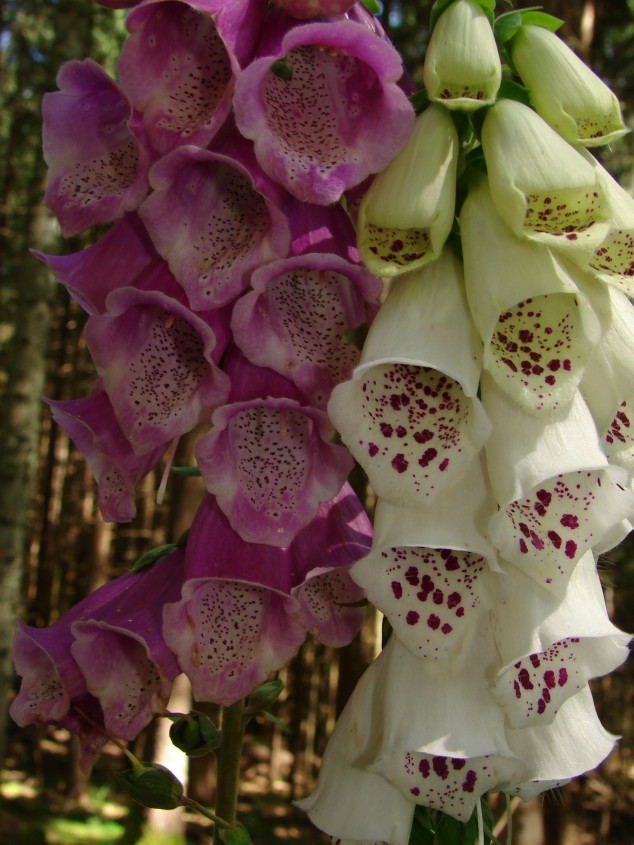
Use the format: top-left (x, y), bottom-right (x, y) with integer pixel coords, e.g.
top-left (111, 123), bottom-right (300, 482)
top-left (169, 710), bottom-right (223, 757)
top-left (115, 762), bottom-right (183, 810)
top-left (246, 679), bottom-right (285, 713)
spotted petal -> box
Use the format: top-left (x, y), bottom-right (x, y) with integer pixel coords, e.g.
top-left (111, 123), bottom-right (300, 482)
top-left (483, 376), bottom-right (633, 590)
top-left (195, 397), bottom-right (352, 546)
top-left (231, 253), bottom-right (379, 408)
top-left (84, 287), bottom-right (230, 454)
top-left (139, 143), bottom-right (290, 309)
top-left (233, 20), bottom-right (414, 204)
top-left (43, 60), bottom-right (149, 236)
top-left (461, 178), bottom-right (600, 414)
top-left (587, 162), bottom-right (634, 296)
top-left (482, 99), bottom-right (610, 257)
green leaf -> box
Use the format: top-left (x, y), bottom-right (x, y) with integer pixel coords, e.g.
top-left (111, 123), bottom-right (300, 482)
top-left (360, 0), bottom-right (381, 14)
top-left (115, 763), bottom-right (183, 810)
top-left (494, 11), bottom-right (522, 46)
top-left (246, 679), bottom-right (284, 712)
top-left (131, 543), bottom-right (176, 572)
top-left (169, 711), bottom-right (223, 757)
top-left (219, 825), bottom-right (252, 845)
top-left (434, 810), bottom-right (479, 845)
top-left (480, 800), bottom-right (502, 845)
top-left (519, 10), bottom-right (563, 31)
top-left (408, 807), bottom-right (436, 845)
top-left (170, 465), bottom-right (202, 476)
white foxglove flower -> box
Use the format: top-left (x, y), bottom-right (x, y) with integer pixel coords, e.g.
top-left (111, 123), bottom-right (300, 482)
top-left (483, 374), bottom-right (633, 591)
top-left (511, 25), bottom-right (627, 148)
top-left (491, 554), bottom-right (629, 728)
top-left (587, 162), bottom-right (634, 297)
top-left (301, 631), bottom-right (520, 831)
top-left (577, 277), bottom-right (634, 473)
top-left (503, 686), bottom-right (618, 800)
top-left (357, 105), bottom-right (458, 277)
top-left (482, 99), bottom-right (610, 256)
top-left (328, 251), bottom-right (490, 506)
top-left (461, 177), bottom-right (601, 414)
top-left (352, 460), bottom-right (504, 661)
top-left (423, 0), bottom-right (501, 110)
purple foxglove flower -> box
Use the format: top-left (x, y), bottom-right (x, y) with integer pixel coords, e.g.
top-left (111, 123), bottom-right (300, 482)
top-left (46, 384), bottom-right (165, 522)
top-left (351, 459), bottom-right (505, 661)
top-left (11, 550), bottom-right (185, 768)
top-left (271, 0), bottom-right (357, 18)
top-left (301, 628), bottom-right (521, 832)
top-left (357, 105), bottom-right (459, 278)
top-left (461, 178), bottom-right (601, 414)
top-left (481, 99), bottom-right (610, 257)
top-left (163, 487), bottom-right (369, 705)
top-left (118, 0), bottom-right (265, 157)
top-left (33, 214), bottom-right (179, 316)
top-left (43, 60), bottom-right (149, 236)
top-left (286, 198), bottom-right (360, 261)
top-left (139, 141), bottom-right (291, 309)
top-left (195, 388), bottom-right (353, 546)
top-left (84, 287), bottom-right (230, 454)
top-left (233, 19), bottom-right (414, 204)
top-left (329, 251), bottom-right (490, 506)
top-left (483, 375), bottom-right (634, 590)
top-left (491, 553), bottom-right (629, 728)
top-left (422, 0), bottom-right (501, 111)
top-left (231, 253), bottom-right (380, 408)
top-left (510, 24), bottom-right (627, 148)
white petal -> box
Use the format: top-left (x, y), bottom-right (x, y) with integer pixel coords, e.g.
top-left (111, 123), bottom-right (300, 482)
top-left (359, 250), bottom-right (483, 398)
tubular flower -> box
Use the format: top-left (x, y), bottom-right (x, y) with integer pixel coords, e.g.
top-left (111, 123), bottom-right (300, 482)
top-left (328, 250), bottom-right (490, 506)
top-left (231, 252), bottom-right (380, 408)
top-left (233, 19), bottom-right (415, 204)
top-left (461, 177), bottom-right (601, 414)
top-left (11, 550), bottom-right (185, 770)
top-left (45, 385), bottom-right (166, 523)
top-left (356, 105), bottom-right (459, 278)
top-left (510, 24), bottom-right (628, 148)
top-left (422, 0), bottom-right (501, 110)
top-left (118, 0), bottom-right (265, 157)
top-left (586, 161), bottom-right (634, 297)
top-left (481, 98), bottom-right (610, 256)
top-left (163, 487), bottom-right (369, 705)
top-left (138, 140), bottom-right (291, 310)
top-left (483, 375), bottom-right (633, 591)
top-left (43, 60), bottom-right (149, 236)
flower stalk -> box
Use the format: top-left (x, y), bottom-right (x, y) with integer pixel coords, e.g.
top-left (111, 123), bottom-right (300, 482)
top-left (213, 699), bottom-right (246, 845)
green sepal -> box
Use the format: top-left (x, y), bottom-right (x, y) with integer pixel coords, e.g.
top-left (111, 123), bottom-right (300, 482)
top-left (433, 810), bottom-right (478, 845)
top-left (360, 0), bottom-right (380, 14)
top-left (431, 0), bottom-right (495, 32)
top-left (271, 59), bottom-right (293, 81)
top-left (518, 10), bottom-right (563, 32)
top-left (219, 825), bottom-right (252, 845)
top-left (131, 543), bottom-right (176, 573)
top-left (409, 89), bottom-right (430, 115)
top-left (170, 465), bottom-right (202, 476)
top-left (245, 679), bottom-right (284, 713)
top-left (497, 78), bottom-right (532, 106)
top-left (115, 763), bottom-right (183, 810)
top-left (336, 596), bottom-right (370, 608)
top-left (175, 528), bottom-right (190, 548)
top-left (495, 8), bottom-right (563, 49)
top-left (169, 710), bottom-right (223, 757)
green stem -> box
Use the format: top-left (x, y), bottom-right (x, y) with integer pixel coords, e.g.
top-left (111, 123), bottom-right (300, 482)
top-left (182, 796), bottom-right (232, 829)
top-left (213, 698), bottom-right (246, 845)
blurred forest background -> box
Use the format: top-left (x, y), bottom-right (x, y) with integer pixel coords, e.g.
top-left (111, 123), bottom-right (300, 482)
top-left (1, 1), bottom-right (634, 843)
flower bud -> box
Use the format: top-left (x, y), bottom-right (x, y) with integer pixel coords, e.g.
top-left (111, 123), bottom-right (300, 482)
top-left (169, 711), bottom-right (223, 757)
top-left (423, 0), bottom-right (501, 110)
top-left (357, 105), bottom-right (458, 277)
top-left (115, 763), bottom-right (184, 810)
top-left (511, 25), bottom-right (627, 148)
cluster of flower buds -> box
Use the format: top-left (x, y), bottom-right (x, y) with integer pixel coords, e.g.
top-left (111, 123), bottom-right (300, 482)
top-left (10, 0), bottom-right (424, 768)
top-left (300, 1), bottom-right (633, 842)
